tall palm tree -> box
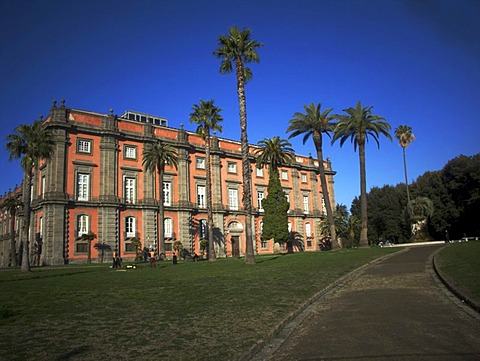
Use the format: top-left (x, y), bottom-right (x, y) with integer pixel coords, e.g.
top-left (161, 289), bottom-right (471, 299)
top-left (189, 99), bottom-right (223, 262)
top-left (394, 125), bottom-right (415, 208)
top-left (0, 195), bottom-right (23, 267)
top-left (6, 120), bottom-right (55, 272)
top-left (142, 140), bottom-right (178, 255)
top-left (255, 136), bottom-right (295, 175)
top-left (213, 26), bottom-right (263, 264)
top-left (255, 136), bottom-right (294, 246)
top-left (332, 101), bottom-right (392, 246)
top-left (287, 103), bottom-right (338, 247)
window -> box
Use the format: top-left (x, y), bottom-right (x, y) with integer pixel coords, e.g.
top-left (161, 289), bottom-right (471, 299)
top-left (77, 173), bottom-right (90, 201)
top-left (124, 145), bottom-right (137, 159)
top-left (305, 222), bottom-right (312, 237)
top-left (77, 214), bottom-right (89, 237)
top-left (257, 190), bottom-right (264, 212)
top-left (284, 190), bottom-right (290, 210)
top-left (164, 218), bottom-right (173, 238)
top-left (199, 219), bottom-right (207, 239)
top-left (163, 182), bottom-right (171, 206)
top-left (227, 162), bottom-right (237, 173)
top-left (301, 173), bottom-right (307, 183)
top-left (322, 197), bottom-right (327, 214)
top-left (196, 157), bottom-right (205, 169)
top-left (281, 170), bottom-right (288, 180)
top-left (125, 216), bottom-right (136, 238)
top-left (197, 185), bottom-right (206, 208)
top-left (260, 222), bottom-right (268, 249)
top-left (41, 176), bottom-right (46, 199)
top-left (256, 167), bottom-right (264, 177)
top-left (303, 195), bottom-right (309, 214)
top-left (228, 189), bottom-right (238, 210)
top-left (288, 222), bottom-right (292, 232)
top-left (77, 139), bottom-right (92, 154)
top-left (39, 216), bottom-right (43, 238)
top-left (124, 177), bottom-right (136, 203)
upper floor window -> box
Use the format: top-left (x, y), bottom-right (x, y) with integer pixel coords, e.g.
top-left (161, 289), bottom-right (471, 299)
top-left (124, 145), bottom-right (137, 160)
top-left (41, 176), bottom-right (46, 199)
top-left (197, 185), bottom-right (206, 208)
top-left (228, 188), bottom-right (238, 210)
top-left (301, 173), bottom-right (308, 183)
top-left (77, 139), bottom-right (92, 154)
top-left (321, 197), bottom-right (327, 214)
top-left (77, 173), bottom-right (90, 201)
top-left (227, 162), bottom-right (237, 174)
top-left (163, 182), bottom-right (172, 206)
top-left (256, 167), bottom-right (264, 178)
top-left (196, 157), bottom-right (205, 169)
top-left (303, 195), bottom-right (309, 214)
top-left (124, 177), bottom-right (136, 203)
top-left (281, 170), bottom-right (288, 180)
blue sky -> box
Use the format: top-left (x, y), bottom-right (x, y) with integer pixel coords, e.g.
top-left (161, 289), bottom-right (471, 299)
top-left (1, 0), bottom-right (479, 208)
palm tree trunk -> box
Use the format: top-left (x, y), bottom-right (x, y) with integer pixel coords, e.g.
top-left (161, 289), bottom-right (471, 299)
top-left (235, 58), bottom-right (255, 264)
top-left (205, 131), bottom-right (216, 261)
top-left (403, 147), bottom-right (411, 206)
top-left (10, 210), bottom-right (17, 267)
top-left (358, 142), bottom-right (368, 246)
top-left (313, 133), bottom-right (338, 247)
top-left (21, 170), bottom-right (33, 272)
top-left (158, 167), bottom-right (165, 255)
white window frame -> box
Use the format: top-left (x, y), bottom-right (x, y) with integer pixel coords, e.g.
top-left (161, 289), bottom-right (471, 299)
top-left (228, 188), bottom-right (238, 210)
top-left (78, 139), bottom-right (91, 153)
top-left (305, 222), bottom-right (312, 237)
top-left (322, 197), bottom-right (327, 214)
top-left (163, 182), bottom-right (172, 206)
top-left (39, 216), bottom-right (43, 238)
top-left (41, 176), bottom-right (46, 199)
top-left (197, 185), bottom-right (206, 208)
top-left (77, 173), bottom-right (90, 201)
top-left (199, 219), bottom-right (207, 239)
top-left (227, 162), bottom-right (237, 173)
top-left (257, 190), bottom-right (264, 212)
top-left (301, 173), bottom-right (307, 183)
top-left (196, 157), bottom-right (205, 169)
top-left (125, 216), bottom-right (136, 238)
top-left (164, 218), bottom-right (173, 238)
top-left (303, 195), bottom-right (309, 214)
top-left (124, 145), bottom-right (137, 159)
top-left (256, 167), bottom-right (264, 177)
top-left (77, 214), bottom-right (89, 237)
top-left (124, 177), bottom-right (136, 204)
top-left (281, 170), bottom-right (288, 180)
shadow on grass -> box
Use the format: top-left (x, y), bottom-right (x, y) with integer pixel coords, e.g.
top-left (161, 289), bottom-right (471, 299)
top-left (55, 345), bottom-right (90, 361)
top-left (255, 254), bottom-right (288, 263)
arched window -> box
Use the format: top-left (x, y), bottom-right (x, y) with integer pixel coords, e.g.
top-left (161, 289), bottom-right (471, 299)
top-left (77, 214), bottom-right (89, 237)
top-left (164, 218), bottom-right (173, 238)
top-left (125, 216), bottom-right (136, 238)
top-left (305, 222), bottom-right (312, 237)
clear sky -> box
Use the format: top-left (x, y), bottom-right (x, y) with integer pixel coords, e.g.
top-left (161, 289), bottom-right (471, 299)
top-left (1, 0), bottom-right (479, 209)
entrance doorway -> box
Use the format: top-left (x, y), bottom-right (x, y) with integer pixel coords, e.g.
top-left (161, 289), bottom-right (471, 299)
top-left (231, 236), bottom-right (240, 257)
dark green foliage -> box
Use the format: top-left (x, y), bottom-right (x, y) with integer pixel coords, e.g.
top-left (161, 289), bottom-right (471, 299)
top-left (353, 153), bottom-right (480, 242)
top-left (261, 172), bottom-right (290, 243)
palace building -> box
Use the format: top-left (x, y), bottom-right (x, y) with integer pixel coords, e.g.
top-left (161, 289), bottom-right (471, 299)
top-left (0, 101), bottom-right (336, 266)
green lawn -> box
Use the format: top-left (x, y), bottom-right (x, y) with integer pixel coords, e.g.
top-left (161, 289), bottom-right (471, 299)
top-left (0, 248), bottom-right (398, 360)
top-left (435, 240), bottom-right (480, 306)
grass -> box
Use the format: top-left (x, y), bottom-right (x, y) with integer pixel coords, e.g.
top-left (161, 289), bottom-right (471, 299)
top-left (435, 240), bottom-right (480, 306)
top-left (0, 248), bottom-right (399, 360)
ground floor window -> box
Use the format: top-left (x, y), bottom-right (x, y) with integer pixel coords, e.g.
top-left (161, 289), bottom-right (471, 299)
top-left (260, 238), bottom-right (268, 249)
top-left (75, 241), bottom-right (88, 254)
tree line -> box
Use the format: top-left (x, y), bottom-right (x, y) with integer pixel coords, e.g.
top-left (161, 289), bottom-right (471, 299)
top-left (349, 153), bottom-right (480, 245)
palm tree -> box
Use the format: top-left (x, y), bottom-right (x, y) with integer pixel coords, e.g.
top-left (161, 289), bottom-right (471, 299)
top-left (394, 125), bottom-right (415, 208)
top-left (255, 136), bottom-right (295, 175)
top-left (142, 140), bottom-right (178, 255)
top-left (6, 120), bottom-right (55, 272)
top-left (0, 195), bottom-right (23, 267)
top-left (287, 103), bottom-right (338, 247)
top-left (213, 26), bottom-right (263, 264)
top-left (189, 99), bottom-right (223, 262)
top-left (332, 101), bottom-right (392, 246)
top-left (78, 232), bottom-right (97, 264)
